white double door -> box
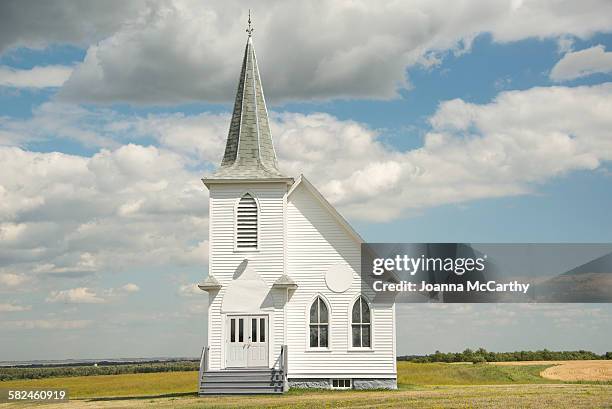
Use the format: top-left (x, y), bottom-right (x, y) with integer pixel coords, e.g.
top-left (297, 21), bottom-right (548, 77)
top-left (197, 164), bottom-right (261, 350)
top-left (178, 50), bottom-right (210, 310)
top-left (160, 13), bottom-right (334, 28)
top-left (226, 315), bottom-right (268, 368)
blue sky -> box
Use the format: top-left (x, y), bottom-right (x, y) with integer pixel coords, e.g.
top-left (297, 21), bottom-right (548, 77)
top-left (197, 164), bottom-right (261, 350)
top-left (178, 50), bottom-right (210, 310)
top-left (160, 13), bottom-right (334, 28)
top-left (1, 1), bottom-right (612, 361)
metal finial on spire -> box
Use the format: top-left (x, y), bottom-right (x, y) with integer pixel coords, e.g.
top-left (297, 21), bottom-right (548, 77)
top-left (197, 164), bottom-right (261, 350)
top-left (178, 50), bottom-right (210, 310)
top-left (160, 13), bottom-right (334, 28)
top-left (246, 10), bottom-right (254, 37)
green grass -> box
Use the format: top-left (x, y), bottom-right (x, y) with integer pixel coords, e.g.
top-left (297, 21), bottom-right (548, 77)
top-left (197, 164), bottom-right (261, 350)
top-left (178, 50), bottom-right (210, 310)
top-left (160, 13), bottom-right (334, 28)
top-left (397, 362), bottom-right (558, 386)
top-left (0, 371), bottom-right (198, 398)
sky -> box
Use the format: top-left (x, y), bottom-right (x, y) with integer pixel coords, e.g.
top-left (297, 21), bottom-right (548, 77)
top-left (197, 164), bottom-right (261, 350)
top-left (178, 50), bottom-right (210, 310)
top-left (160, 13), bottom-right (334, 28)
top-left (0, 0), bottom-right (612, 361)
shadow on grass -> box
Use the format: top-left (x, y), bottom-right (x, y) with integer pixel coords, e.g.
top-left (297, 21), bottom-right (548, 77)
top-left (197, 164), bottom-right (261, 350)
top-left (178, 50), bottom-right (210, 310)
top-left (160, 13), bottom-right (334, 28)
top-left (85, 385), bottom-right (431, 401)
top-left (286, 386), bottom-right (413, 396)
top-left (86, 392), bottom-right (197, 401)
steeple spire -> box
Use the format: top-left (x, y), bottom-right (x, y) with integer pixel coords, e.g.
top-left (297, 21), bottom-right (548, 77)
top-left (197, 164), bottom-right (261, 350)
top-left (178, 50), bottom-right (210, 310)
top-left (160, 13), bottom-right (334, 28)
top-left (246, 9), bottom-right (254, 37)
top-left (205, 14), bottom-right (289, 183)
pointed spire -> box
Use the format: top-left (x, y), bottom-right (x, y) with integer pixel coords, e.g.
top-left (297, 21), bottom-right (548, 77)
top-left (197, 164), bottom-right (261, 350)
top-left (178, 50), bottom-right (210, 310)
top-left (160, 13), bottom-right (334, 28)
top-left (206, 14), bottom-right (289, 182)
top-left (246, 9), bottom-right (254, 37)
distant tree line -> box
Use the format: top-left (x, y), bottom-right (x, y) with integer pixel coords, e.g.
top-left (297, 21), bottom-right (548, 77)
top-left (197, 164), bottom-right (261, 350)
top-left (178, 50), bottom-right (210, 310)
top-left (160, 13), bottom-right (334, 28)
top-left (0, 360), bottom-right (199, 381)
top-left (398, 348), bottom-right (612, 364)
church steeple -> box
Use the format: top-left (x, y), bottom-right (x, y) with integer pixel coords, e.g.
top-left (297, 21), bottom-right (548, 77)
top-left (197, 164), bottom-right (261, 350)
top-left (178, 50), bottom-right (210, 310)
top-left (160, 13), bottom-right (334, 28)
top-left (205, 15), bottom-right (289, 183)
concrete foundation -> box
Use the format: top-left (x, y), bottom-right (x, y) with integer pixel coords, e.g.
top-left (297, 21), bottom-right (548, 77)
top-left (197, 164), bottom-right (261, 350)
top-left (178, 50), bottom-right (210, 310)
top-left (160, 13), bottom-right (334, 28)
top-left (288, 378), bottom-right (397, 390)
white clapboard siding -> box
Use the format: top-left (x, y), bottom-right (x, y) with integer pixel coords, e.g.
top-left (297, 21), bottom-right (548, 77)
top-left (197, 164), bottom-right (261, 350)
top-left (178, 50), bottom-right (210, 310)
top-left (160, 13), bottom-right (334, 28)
top-left (207, 183), bottom-right (288, 371)
top-left (286, 183), bottom-right (396, 378)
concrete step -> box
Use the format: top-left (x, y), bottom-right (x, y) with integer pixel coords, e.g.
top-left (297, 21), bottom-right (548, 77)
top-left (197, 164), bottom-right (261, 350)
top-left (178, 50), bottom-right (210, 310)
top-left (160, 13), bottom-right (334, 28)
top-left (203, 372), bottom-right (282, 377)
top-left (199, 389), bottom-right (283, 395)
top-left (199, 368), bottom-right (285, 395)
top-left (199, 384), bottom-right (284, 394)
top-left (204, 376), bottom-right (283, 382)
top-left (200, 386), bottom-right (281, 388)
top-left (201, 376), bottom-right (284, 383)
top-left (204, 369), bottom-right (280, 375)
top-left (202, 374), bottom-right (283, 381)
top-left (201, 382), bottom-right (282, 388)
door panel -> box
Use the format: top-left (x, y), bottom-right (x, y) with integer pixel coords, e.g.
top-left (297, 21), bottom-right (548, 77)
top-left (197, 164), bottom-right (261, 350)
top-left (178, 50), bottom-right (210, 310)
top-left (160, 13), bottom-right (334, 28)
top-left (226, 317), bottom-right (247, 367)
top-left (247, 317), bottom-right (268, 367)
top-left (226, 315), bottom-right (268, 368)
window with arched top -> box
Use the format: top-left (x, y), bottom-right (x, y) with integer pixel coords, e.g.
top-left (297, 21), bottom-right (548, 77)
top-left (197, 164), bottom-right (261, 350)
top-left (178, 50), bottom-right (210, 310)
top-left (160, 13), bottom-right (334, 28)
top-left (351, 296), bottom-right (371, 348)
top-left (309, 296), bottom-right (329, 348)
top-left (236, 193), bottom-right (258, 250)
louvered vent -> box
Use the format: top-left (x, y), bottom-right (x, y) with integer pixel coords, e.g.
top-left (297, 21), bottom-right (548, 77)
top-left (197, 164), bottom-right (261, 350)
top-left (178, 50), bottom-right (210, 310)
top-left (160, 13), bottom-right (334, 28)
top-left (236, 194), bottom-right (258, 249)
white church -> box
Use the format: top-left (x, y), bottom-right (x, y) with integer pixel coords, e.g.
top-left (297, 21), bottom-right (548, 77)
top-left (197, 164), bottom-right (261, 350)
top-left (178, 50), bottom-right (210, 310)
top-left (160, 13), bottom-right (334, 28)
top-left (197, 25), bottom-right (397, 394)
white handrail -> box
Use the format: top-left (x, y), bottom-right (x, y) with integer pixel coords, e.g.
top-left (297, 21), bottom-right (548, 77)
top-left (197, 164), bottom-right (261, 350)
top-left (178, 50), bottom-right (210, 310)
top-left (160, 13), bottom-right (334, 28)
top-left (198, 346), bottom-right (208, 388)
top-left (280, 344), bottom-right (288, 392)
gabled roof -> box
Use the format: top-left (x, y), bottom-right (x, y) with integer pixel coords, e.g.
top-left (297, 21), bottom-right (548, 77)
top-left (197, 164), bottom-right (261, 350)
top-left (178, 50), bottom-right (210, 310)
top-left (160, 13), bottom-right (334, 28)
top-left (203, 35), bottom-right (288, 184)
top-left (288, 174), bottom-right (364, 244)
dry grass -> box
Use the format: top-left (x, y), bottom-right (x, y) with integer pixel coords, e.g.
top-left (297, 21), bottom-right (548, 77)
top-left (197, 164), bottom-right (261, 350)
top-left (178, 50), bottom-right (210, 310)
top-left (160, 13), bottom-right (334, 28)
top-left (1, 384), bottom-right (611, 409)
top-left (490, 360), bottom-right (612, 382)
top-left (541, 361), bottom-right (612, 382)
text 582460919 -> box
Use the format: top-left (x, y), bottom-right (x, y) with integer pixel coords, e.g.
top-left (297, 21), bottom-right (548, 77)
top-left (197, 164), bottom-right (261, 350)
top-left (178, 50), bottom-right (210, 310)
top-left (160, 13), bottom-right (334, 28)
top-left (0, 389), bottom-right (69, 402)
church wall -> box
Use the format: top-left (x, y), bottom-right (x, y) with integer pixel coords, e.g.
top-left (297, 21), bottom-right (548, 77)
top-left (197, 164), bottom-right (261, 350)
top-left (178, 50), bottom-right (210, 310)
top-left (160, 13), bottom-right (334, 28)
top-left (286, 183), bottom-right (397, 381)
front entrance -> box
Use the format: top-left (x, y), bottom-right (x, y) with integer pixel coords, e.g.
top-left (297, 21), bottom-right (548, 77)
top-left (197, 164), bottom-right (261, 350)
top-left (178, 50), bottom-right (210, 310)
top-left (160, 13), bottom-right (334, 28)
top-left (226, 315), bottom-right (268, 368)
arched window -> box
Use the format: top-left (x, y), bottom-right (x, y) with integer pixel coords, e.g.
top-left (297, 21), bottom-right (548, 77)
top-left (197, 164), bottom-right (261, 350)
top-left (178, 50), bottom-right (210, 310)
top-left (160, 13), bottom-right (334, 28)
top-left (309, 296), bottom-right (329, 348)
top-left (236, 193), bottom-right (258, 249)
top-left (351, 296), bottom-right (371, 348)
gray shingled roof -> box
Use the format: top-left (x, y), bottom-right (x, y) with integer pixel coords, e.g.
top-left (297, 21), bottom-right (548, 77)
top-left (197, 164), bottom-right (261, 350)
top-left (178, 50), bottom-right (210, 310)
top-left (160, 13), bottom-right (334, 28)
top-left (206, 36), bottom-right (288, 181)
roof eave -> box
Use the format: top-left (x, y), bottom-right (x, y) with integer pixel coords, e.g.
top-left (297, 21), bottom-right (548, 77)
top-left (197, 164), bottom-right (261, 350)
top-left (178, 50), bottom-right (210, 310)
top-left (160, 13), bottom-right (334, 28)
top-left (202, 176), bottom-right (295, 188)
top-left (287, 174), bottom-right (364, 244)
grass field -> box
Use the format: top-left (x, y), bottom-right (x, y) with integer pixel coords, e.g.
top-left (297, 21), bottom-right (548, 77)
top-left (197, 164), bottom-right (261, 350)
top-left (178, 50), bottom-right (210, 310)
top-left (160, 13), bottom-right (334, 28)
top-left (1, 362), bottom-right (610, 408)
top-left (1, 384), bottom-right (610, 408)
top-left (397, 362), bottom-right (556, 385)
top-left (0, 371), bottom-right (198, 399)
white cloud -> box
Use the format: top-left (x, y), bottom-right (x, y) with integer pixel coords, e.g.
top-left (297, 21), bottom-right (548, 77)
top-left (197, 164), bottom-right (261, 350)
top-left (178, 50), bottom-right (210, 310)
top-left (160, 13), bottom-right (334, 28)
top-left (550, 45), bottom-right (612, 81)
top-left (0, 102), bottom-right (126, 147)
top-left (20, 0), bottom-right (605, 104)
top-left (0, 65), bottom-right (73, 88)
top-left (0, 303), bottom-right (31, 312)
top-left (178, 283), bottom-right (202, 297)
top-left (132, 113), bottom-right (228, 164)
top-left (44, 284), bottom-right (140, 304)
top-left (274, 83), bottom-right (612, 220)
top-left (0, 272), bottom-right (28, 287)
top-left (46, 287), bottom-right (105, 304)
top-left (120, 283), bottom-right (140, 293)
top-left (557, 36), bottom-right (575, 54)
top-left (0, 319), bottom-right (93, 330)
top-left (0, 142), bottom-right (209, 279)
top-left (32, 253), bottom-right (98, 277)
top-left (186, 302), bottom-right (207, 315)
